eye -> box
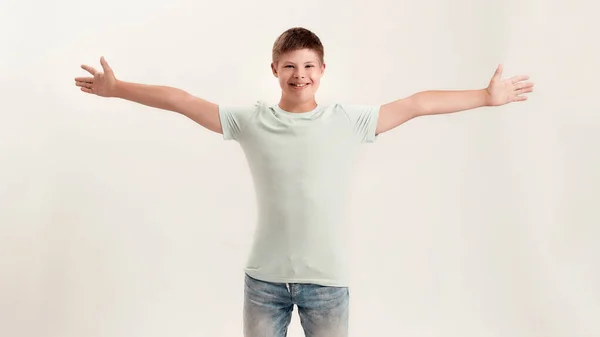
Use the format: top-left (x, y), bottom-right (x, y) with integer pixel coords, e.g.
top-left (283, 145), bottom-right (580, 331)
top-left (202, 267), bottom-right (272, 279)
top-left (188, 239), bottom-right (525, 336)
top-left (306, 65), bottom-right (314, 68)
top-left (285, 65), bottom-right (294, 68)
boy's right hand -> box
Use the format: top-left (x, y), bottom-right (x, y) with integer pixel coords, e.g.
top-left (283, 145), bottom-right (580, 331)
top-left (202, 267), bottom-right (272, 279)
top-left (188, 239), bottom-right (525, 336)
top-left (75, 56), bottom-right (118, 97)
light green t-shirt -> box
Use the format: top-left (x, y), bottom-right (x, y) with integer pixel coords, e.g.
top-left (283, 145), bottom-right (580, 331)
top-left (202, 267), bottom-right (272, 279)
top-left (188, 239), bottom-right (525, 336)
top-left (218, 101), bottom-right (380, 287)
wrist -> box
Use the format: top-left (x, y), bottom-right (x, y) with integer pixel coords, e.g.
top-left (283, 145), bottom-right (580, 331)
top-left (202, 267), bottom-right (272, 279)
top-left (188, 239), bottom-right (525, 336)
top-left (111, 80), bottom-right (125, 98)
top-left (482, 88), bottom-right (493, 106)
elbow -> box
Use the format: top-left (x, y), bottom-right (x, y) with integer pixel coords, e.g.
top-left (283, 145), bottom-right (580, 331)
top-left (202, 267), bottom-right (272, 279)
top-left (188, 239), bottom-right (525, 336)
top-left (407, 94), bottom-right (428, 118)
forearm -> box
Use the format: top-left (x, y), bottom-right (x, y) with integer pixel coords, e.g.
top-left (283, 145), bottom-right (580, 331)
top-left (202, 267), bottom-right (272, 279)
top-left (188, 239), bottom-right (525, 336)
top-left (412, 89), bottom-right (491, 117)
top-left (112, 80), bottom-right (191, 113)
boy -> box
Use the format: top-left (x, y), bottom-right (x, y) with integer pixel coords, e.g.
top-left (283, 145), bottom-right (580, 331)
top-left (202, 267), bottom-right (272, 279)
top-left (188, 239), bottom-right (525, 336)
top-left (74, 27), bottom-right (534, 337)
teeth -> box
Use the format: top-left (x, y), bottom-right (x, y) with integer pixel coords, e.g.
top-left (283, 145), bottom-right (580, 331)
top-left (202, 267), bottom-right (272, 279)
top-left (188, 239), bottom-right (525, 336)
top-left (292, 83), bottom-right (307, 87)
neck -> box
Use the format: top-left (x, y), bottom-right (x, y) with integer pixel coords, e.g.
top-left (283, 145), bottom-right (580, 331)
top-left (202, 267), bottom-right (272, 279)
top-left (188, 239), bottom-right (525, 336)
top-left (278, 96), bottom-right (318, 113)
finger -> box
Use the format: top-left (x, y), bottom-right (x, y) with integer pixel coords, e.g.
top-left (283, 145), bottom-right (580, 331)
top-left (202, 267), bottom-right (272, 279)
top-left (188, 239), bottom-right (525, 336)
top-left (75, 80), bottom-right (93, 89)
top-left (516, 87), bottom-right (534, 95)
top-left (515, 95), bottom-right (528, 101)
top-left (510, 75), bottom-right (530, 84)
top-left (493, 64), bottom-right (503, 79)
top-left (100, 56), bottom-right (113, 74)
top-left (521, 82), bottom-right (535, 88)
top-left (81, 64), bottom-right (99, 75)
top-left (74, 76), bottom-right (94, 82)
top-left (80, 87), bottom-right (93, 94)
top-left (514, 82), bottom-right (534, 92)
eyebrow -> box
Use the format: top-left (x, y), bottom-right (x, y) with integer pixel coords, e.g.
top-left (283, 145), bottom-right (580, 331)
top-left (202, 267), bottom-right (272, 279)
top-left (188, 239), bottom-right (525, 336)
top-left (283, 61), bottom-right (316, 64)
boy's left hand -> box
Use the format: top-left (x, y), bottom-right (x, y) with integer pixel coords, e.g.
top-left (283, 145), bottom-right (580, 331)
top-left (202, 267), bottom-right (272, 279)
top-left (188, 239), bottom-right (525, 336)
top-left (485, 64), bottom-right (534, 106)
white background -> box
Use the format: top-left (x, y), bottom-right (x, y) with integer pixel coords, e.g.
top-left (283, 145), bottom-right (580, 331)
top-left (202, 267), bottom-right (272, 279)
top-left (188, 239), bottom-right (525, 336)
top-left (1, 0), bottom-right (599, 336)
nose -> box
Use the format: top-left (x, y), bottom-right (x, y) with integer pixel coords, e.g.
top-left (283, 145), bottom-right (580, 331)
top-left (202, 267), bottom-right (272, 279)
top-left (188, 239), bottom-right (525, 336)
top-left (293, 69), bottom-right (305, 78)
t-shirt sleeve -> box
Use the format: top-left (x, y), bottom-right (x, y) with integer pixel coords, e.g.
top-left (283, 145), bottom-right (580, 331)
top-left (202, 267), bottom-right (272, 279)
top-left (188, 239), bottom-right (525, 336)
top-left (218, 101), bottom-right (261, 141)
top-left (339, 104), bottom-right (381, 143)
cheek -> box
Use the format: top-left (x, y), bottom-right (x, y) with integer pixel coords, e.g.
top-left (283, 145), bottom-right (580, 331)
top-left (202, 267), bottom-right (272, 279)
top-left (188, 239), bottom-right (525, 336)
top-left (310, 71), bottom-right (321, 82)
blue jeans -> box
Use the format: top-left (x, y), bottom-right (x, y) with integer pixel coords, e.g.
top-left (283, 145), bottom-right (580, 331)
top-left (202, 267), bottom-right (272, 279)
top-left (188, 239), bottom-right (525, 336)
top-left (243, 273), bottom-right (350, 337)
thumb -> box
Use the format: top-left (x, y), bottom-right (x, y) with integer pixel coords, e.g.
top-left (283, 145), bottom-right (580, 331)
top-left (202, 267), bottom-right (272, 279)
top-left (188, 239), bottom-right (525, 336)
top-left (100, 56), bottom-right (113, 74)
top-left (493, 64), bottom-right (503, 80)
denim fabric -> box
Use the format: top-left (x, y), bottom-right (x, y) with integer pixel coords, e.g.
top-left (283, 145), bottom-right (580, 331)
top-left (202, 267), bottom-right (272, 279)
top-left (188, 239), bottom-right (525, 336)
top-left (243, 273), bottom-right (349, 337)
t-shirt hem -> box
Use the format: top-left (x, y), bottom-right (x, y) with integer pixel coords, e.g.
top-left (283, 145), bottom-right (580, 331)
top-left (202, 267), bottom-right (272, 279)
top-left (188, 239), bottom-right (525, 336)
top-left (365, 105), bottom-right (381, 143)
top-left (244, 270), bottom-right (349, 288)
top-left (217, 105), bottom-right (233, 140)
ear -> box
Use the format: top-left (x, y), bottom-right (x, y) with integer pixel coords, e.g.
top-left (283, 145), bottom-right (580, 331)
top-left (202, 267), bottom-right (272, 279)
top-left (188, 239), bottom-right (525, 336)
top-left (271, 62), bottom-right (278, 77)
top-left (321, 62), bottom-right (326, 75)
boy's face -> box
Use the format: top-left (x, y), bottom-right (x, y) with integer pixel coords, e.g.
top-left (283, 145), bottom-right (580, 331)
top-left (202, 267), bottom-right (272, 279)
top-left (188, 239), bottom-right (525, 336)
top-left (271, 48), bottom-right (326, 103)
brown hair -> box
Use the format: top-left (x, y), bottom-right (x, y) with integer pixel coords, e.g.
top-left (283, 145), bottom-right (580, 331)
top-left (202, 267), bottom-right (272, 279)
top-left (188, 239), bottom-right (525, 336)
top-left (272, 27), bottom-right (324, 66)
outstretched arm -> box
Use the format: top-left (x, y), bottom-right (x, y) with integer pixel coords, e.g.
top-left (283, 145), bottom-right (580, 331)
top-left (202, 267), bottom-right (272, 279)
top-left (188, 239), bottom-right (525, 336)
top-left (376, 64), bottom-right (534, 135)
top-left (75, 57), bottom-right (223, 134)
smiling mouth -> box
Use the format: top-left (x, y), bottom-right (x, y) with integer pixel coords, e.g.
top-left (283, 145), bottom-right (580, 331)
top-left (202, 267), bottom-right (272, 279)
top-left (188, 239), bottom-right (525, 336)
top-left (290, 83), bottom-right (310, 88)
